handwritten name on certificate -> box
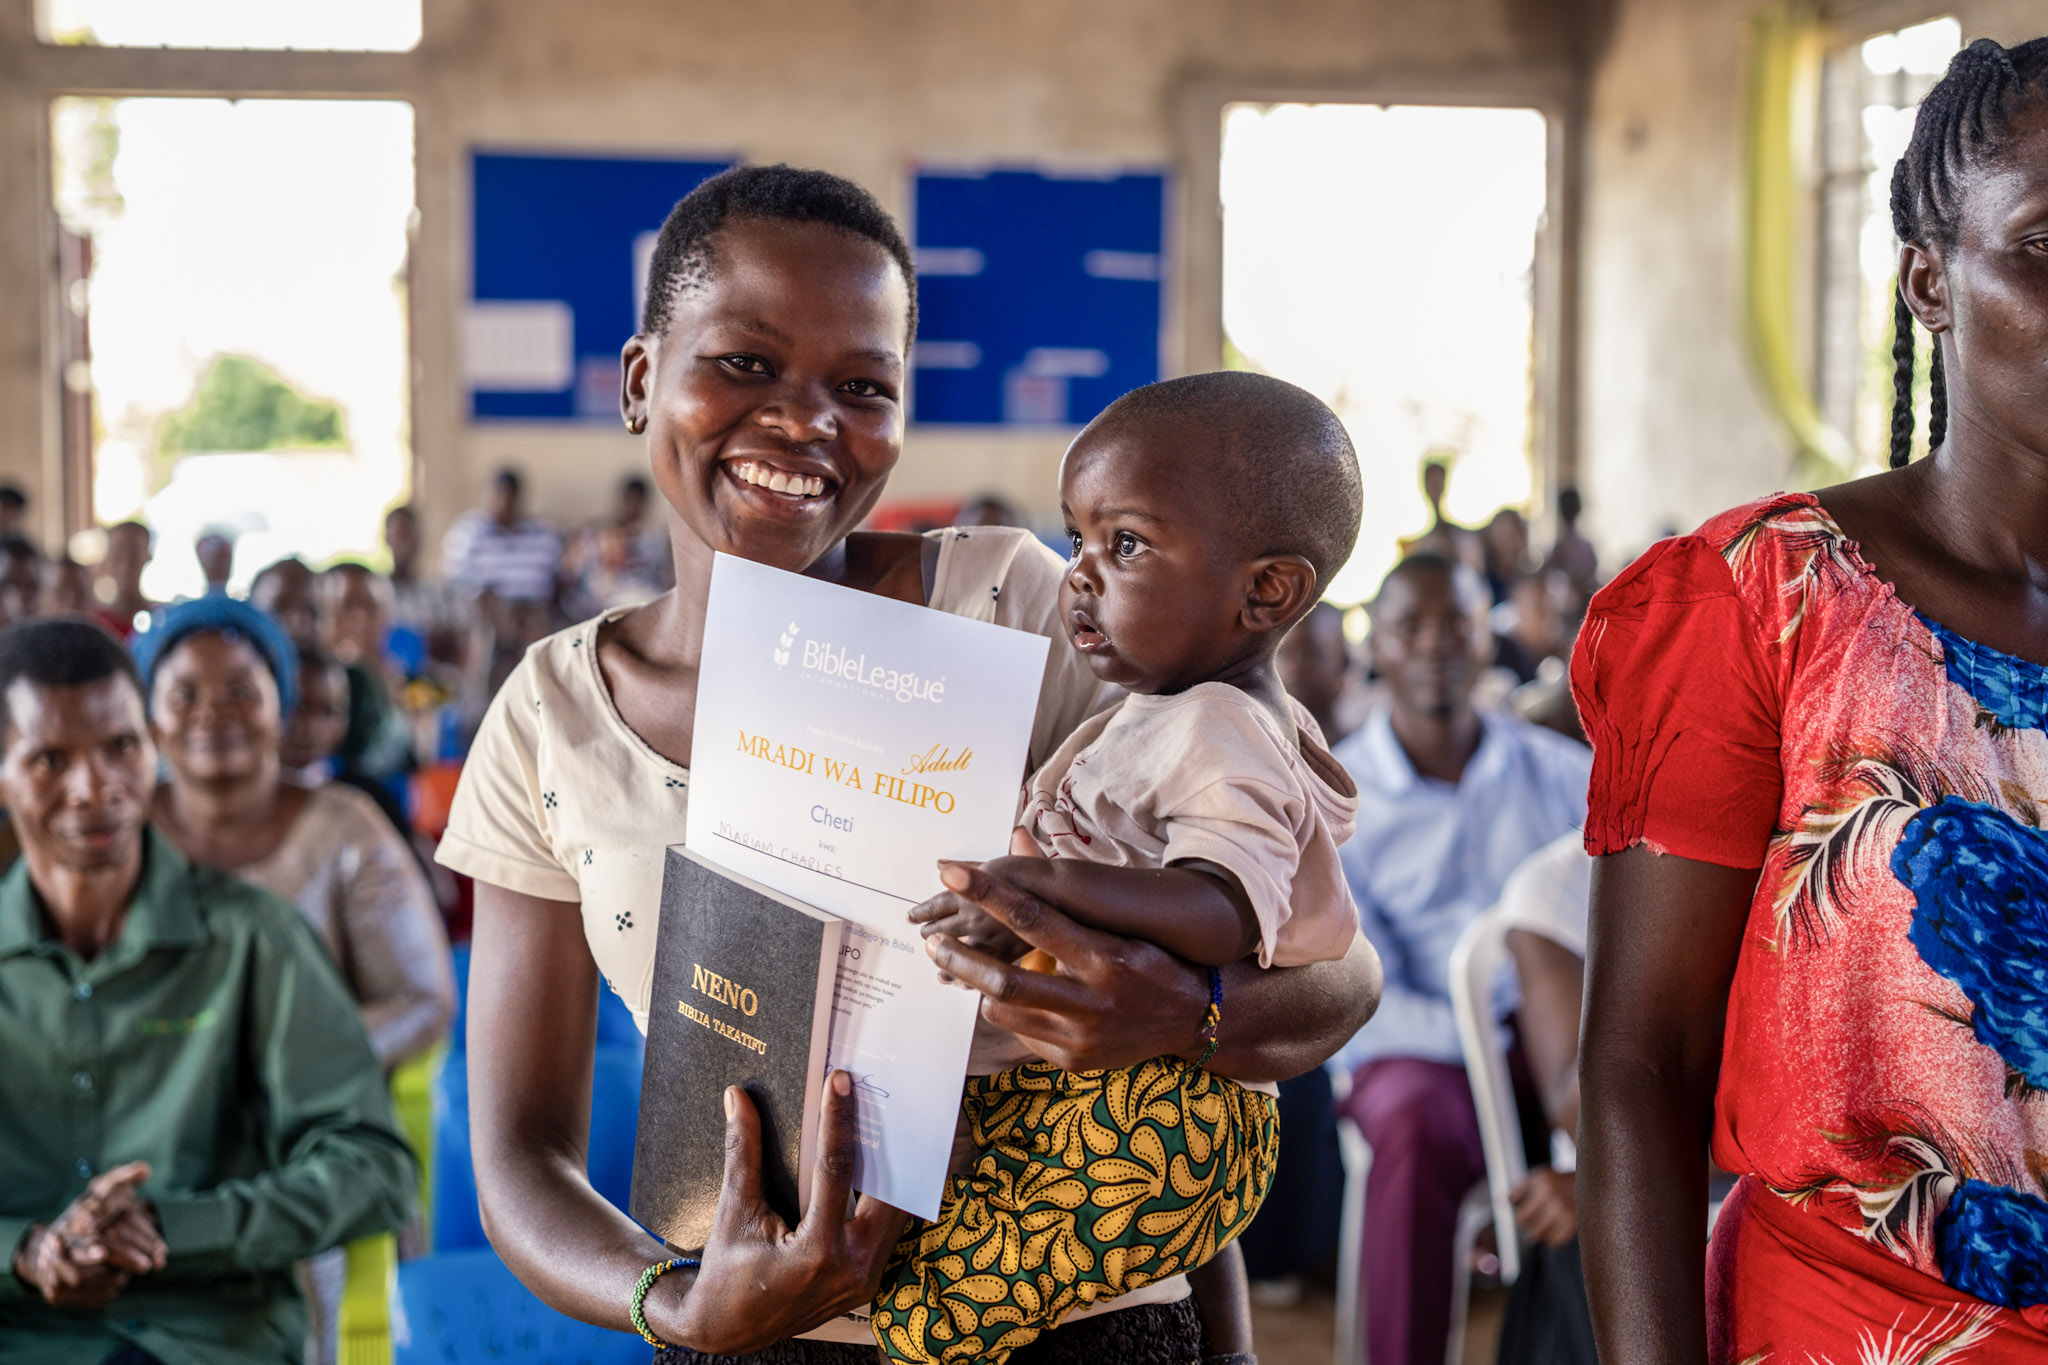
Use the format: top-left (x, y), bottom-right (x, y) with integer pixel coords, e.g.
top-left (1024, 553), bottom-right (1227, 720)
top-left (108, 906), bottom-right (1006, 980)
top-left (685, 552), bottom-right (1049, 1218)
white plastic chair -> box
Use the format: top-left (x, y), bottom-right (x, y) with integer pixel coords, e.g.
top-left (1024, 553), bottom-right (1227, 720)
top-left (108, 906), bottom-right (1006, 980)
top-left (1330, 1077), bottom-right (1493, 1365)
top-left (1448, 908), bottom-right (1529, 1291)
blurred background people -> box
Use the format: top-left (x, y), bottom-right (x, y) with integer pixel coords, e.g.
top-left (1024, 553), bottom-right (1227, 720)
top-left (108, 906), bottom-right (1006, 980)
top-left (96, 520), bottom-right (156, 638)
top-left (0, 482), bottom-right (26, 540)
top-left (193, 528), bottom-right (235, 596)
top-left (281, 643), bottom-right (353, 786)
top-left (1542, 486), bottom-right (1599, 607)
top-left (137, 597), bottom-right (453, 1364)
top-left (564, 474), bottom-right (672, 615)
top-left (1331, 553), bottom-right (1589, 1365)
top-left (441, 467), bottom-right (561, 608)
top-left (249, 555), bottom-right (319, 645)
top-left (320, 562), bottom-right (416, 804)
top-left (0, 617), bottom-right (415, 1365)
top-left (1480, 507), bottom-right (1530, 606)
top-left (0, 538), bottom-right (42, 629)
top-left (40, 555), bottom-right (96, 618)
top-left (1492, 832), bottom-right (1597, 1365)
top-left (0, 482), bottom-right (26, 542)
top-left (1399, 455), bottom-right (1482, 571)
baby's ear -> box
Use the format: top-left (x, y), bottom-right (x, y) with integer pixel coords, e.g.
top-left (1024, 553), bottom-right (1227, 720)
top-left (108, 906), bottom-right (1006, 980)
top-left (1242, 556), bottom-right (1317, 635)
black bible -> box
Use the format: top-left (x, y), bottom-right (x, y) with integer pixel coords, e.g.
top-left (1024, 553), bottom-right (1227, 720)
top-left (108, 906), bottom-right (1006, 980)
top-left (630, 845), bottom-right (846, 1252)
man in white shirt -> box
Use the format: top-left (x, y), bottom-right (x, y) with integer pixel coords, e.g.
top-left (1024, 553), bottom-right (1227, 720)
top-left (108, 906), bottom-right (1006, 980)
top-left (1331, 553), bottom-right (1590, 1365)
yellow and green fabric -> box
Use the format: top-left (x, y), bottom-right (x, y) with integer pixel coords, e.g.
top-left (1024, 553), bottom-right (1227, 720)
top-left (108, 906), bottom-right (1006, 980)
top-left (872, 1058), bottom-right (1277, 1364)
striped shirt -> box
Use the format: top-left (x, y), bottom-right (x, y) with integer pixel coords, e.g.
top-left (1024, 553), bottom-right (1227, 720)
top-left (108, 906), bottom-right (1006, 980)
top-left (440, 512), bottom-right (562, 603)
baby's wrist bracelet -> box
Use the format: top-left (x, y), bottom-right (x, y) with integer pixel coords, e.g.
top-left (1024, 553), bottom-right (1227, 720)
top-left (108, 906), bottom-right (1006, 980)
top-left (630, 1255), bottom-right (700, 1349)
top-left (1194, 964), bottom-right (1223, 1068)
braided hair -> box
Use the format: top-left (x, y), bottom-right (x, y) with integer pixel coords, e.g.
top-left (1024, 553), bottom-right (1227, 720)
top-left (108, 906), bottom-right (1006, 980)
top-left (1886, 37), bottom-right (2048, 467)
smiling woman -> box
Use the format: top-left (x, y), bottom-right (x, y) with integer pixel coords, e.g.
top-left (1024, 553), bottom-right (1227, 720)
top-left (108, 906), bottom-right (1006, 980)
top-left (434, 164), bottom-right (1384, 1365)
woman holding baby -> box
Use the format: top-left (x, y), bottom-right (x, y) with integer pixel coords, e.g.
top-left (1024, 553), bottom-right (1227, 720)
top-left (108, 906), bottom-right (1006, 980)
top-left (438, 165), bottom-right (1380, 1364)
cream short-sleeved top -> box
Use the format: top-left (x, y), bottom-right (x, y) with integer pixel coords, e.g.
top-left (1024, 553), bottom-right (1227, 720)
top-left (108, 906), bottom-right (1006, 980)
top-left (437, 528), bottom-right (1113, 1029)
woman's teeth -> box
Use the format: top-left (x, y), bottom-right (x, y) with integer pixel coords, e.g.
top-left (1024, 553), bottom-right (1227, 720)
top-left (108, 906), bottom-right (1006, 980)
top-left (731, 460), bottom-right (828, 498)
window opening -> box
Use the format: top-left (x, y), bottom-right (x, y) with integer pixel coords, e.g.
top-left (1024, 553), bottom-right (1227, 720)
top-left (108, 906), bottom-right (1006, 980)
top-left (1814, 16), bottom-right (1961, 470)
top-left (50, 97), bottom-right (416, 601)
top-left (38, 0), bottom-right (421, 51)
top-left (1220, 102), bottom-right (1549, 602)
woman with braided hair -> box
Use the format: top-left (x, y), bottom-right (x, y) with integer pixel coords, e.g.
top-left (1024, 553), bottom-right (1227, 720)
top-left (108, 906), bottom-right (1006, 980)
top-left (1573, 37), bottom-right (2048, 1364)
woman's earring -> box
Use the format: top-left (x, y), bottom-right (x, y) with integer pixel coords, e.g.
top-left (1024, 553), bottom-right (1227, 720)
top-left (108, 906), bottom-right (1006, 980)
top-left (625, 415), bottom-right (647, 435)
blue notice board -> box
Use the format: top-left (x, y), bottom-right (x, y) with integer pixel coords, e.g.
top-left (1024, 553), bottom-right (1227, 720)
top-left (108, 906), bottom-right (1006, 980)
top-left (911, 167), bottom-right (1167, 427)
top-left (469, 152), bottom-right (733, 421)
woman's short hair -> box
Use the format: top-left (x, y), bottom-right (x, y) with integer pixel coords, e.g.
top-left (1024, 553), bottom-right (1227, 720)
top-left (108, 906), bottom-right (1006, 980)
top-left (639, 164), bottom-right (918, 342)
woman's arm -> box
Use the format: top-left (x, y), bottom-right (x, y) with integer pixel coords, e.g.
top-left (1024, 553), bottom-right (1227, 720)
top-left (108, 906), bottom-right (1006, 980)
top-left (468, 881), bottom-right (907, 1351)
top-left (1579, 846), bottom-right (1755, 1365)
top-left (1504, 928), bottom-right (1585, 1136)
top-left (335, 799), bottom-right (456, 1069)
top-left (920, 862), bottom-right (1381, 1083)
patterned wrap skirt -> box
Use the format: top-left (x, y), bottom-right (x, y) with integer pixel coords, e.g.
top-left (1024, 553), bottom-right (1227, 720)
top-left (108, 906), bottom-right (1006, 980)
top-left (868, 1058), bottom-right (1278, 1364)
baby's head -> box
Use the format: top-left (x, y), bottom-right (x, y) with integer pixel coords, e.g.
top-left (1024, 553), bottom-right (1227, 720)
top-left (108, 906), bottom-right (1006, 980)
top-left (1057, 371), bottom-right (1361, 694)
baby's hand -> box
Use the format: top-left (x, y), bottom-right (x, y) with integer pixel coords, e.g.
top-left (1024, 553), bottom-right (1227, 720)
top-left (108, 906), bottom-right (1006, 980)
top-left (908, 858), bottom-right (1038, 968)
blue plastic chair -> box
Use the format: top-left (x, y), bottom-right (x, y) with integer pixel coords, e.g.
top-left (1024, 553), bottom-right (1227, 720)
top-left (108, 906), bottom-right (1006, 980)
top-left (394, 1248), bottom-right (646, 1365)
top-left (585, 1046), bottom-right (644, 1214)
top-left (430, 1057), bottom-right (484, 1253)
top-left (432, 1043), bottom-right (645, 1254)
top-left (447, 944), bottom-right (471, 1053)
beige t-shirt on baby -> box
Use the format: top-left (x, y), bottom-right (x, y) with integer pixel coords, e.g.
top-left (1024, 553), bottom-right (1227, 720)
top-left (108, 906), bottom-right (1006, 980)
top-left (1020, 682), bottom-right (1361, 970)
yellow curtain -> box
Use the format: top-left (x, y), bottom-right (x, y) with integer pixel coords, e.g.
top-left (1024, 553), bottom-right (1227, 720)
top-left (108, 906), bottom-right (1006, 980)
top-left (1744, 1), bottom-right (1856, 484)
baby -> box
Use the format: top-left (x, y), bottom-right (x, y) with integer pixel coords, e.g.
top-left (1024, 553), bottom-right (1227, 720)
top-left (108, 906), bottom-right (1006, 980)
top-left (871, 371), bottom-right (1365, 1364)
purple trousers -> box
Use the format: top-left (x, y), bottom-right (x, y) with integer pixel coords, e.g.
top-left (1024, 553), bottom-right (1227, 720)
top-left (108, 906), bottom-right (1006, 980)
top-left (1338, 1057), bottom-right (1487, 1365)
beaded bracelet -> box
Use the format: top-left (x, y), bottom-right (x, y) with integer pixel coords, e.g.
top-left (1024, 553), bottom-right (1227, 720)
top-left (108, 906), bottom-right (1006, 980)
top-left (630, 1255), bottom-right (700, 1349)
top-left (1194, 965), bottom-right (1224, 1068)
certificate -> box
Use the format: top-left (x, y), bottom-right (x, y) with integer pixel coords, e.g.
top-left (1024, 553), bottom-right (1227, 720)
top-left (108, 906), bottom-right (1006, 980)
top-left (684, 552), bottom-right (1050, 1218)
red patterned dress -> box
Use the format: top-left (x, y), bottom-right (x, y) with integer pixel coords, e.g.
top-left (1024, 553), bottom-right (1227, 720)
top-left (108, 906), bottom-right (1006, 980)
top-left (1573, 492), bottom-right (2048, 1362)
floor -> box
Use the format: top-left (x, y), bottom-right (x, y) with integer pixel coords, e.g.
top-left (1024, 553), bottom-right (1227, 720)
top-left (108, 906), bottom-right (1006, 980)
top-left (1249, 1286), bottom-right (1505, 1365)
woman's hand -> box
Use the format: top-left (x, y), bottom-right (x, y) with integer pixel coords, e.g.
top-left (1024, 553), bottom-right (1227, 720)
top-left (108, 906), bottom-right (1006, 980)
top-left (921, 861), bottom-right (1211, 1072)
top-left (924, 861), bottom-right (1381, 1080)
top-left (650, 1073), bottom-right (910, 1353)
top-left (470, 881), bottom-right (906, 1350)
top-left (1510, 1167), bottom-right (1579, 1248)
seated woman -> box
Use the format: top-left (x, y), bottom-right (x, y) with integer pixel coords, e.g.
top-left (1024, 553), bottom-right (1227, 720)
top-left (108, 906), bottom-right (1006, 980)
top-left (137, 597), bottom-right (456, 1363)
top-left (1492, 832), bottom-right (1596, 1365)
top-left (436, 164), bottom-right (1383, 1365)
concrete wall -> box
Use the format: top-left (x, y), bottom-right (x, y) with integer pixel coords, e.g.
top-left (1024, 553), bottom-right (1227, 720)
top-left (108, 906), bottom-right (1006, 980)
top-left (6, 0), bottom-right (2041, 562)
top-left (0, 0), bottom-right (1580, 554)
top-left (1575, 0), bottom-right (2048, 560)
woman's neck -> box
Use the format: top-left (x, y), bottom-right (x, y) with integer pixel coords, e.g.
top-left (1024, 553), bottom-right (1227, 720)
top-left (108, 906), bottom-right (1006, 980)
top-left (161, 766), bottom-right (287, 856)
top-left (1918, 401), bottom-right (2048, 577)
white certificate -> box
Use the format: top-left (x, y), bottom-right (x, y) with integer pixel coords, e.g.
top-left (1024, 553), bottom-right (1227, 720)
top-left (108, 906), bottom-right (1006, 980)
top-left (685, 552), bottom-right (1050, 1218)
